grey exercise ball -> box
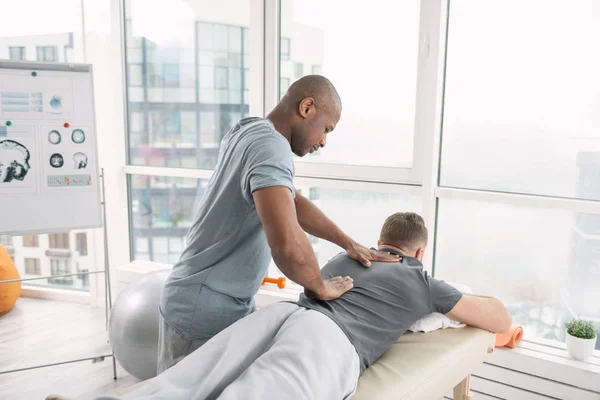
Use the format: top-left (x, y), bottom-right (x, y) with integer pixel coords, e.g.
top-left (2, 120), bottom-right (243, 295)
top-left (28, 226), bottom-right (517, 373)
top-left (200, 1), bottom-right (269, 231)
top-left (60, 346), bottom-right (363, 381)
top-left (108, 269), bottom-right (170, 380)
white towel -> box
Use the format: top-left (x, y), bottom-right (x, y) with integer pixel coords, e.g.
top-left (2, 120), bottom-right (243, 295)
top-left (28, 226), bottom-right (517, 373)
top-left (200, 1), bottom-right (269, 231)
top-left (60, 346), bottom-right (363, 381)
top-left (408, 281), bottom-right (472, 333)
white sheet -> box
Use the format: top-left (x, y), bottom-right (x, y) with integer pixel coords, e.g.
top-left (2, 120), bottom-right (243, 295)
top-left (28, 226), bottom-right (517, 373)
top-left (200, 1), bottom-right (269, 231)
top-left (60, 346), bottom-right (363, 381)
top-left (94, 303), bottom-right (360, 400)
top-left (408, 281), bottom-right (472, 333)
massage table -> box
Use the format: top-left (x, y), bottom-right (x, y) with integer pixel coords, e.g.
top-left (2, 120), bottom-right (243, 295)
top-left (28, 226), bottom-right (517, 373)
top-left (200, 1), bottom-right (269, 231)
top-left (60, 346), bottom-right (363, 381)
top-left (107, 326), bottom-right (494, 400)
top-left (353, 327), bottom-right (495, 400)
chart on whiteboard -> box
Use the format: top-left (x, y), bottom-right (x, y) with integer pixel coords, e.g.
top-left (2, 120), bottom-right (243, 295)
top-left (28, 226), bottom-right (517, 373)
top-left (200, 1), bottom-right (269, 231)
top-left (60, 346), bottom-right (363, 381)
top-left (0, 62), bottom-right (101, 235)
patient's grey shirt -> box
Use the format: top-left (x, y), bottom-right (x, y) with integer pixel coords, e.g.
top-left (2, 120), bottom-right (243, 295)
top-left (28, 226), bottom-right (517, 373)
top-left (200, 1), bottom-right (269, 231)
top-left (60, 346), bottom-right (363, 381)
top-left (296, 251), bottom-right (462, 372)
top-left (161, 117), bottom-right (295, 340)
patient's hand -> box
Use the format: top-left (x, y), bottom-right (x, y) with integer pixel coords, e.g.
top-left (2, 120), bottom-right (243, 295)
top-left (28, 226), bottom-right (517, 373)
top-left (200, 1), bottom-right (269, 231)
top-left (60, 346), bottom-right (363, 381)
top-left (305, 276), bottom-right (354, 300)
top-left (346, 241), bottom-right (401, 267)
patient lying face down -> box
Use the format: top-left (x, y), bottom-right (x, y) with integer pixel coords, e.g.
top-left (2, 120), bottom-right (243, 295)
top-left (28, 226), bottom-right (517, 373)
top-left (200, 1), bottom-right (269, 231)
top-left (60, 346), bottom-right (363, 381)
top-left (49, 212), bottom-right (511, 400)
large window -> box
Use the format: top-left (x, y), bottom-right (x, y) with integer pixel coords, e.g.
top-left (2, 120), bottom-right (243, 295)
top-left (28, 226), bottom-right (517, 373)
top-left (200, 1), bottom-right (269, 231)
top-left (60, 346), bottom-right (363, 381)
top-left (124, 1), bottom-right (251, 170)
top-left (441, 0), bottom-right (600, 201)
top-left (279, 0), bottom-right (421, 169)
top-left (435, 0), bottom-right (600, 350)
top-left (435, 198), bottom-right (600, 346)
top-left (0, 0), bottom-right (93, 295)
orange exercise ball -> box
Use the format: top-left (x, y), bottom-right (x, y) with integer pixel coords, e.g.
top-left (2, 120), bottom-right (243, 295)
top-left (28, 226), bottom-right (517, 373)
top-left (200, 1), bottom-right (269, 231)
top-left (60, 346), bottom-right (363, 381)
top-left (0, 244), bottom-right (21, 316)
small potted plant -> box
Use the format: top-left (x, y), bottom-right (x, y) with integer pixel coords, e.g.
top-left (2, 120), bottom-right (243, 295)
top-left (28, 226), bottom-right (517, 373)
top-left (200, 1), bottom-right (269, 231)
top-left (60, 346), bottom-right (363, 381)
top-left (565, 318), bottom-right (597, 361)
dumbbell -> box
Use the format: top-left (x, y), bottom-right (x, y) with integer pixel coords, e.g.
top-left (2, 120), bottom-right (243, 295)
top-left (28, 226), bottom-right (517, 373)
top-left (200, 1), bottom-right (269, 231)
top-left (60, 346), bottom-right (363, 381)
top-left (262, 276), bottom-right (287, 289)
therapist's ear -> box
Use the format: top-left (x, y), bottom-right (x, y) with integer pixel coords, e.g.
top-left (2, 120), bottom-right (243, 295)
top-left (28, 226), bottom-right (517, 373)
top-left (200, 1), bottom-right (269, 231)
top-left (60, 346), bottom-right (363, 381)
top-left (377, 240), bottom-right (381, 248)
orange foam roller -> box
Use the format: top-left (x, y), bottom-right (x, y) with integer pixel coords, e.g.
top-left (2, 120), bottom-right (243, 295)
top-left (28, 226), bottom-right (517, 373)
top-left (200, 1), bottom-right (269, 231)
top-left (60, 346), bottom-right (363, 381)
top-left (495, 324), bottom-right (524, 348)
top-left (262, 276), bottom-right (286, 289)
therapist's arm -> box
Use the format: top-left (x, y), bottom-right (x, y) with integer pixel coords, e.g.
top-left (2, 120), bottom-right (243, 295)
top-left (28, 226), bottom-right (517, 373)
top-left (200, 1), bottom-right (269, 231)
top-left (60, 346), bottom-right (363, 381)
top-left (294, 191), bottom-right (400, 267)
top-left (446, 294), bottom-right (512, 333)
top-left (253, 186), bottom-right (353, 300)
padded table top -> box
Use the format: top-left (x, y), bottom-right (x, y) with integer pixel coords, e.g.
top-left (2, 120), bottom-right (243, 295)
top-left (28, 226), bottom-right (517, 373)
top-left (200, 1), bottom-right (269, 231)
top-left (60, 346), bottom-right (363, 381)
top-left (354, 327), bottom-right (495, 400)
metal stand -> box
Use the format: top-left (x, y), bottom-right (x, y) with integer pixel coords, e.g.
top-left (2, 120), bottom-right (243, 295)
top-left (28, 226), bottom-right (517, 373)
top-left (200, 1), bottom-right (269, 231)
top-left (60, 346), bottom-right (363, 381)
top-left (0, 169), bottom-right (117, 381)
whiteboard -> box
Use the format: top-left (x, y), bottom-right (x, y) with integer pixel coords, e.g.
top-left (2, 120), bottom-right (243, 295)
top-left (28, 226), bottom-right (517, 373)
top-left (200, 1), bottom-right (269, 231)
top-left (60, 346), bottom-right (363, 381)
top-left (0, 61), bottom-right (102, 235)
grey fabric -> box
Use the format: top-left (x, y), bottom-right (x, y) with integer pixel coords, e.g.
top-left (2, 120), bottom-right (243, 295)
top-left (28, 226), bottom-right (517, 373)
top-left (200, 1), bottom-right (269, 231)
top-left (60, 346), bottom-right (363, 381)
top-left (156, 312), bottom-right (209, 375)
top-left (160, 117), bottom-right (295, 340)
top-left (96, 303), bottom-right (360, 400)
top-left (296, 251), bottom-right (463, 372)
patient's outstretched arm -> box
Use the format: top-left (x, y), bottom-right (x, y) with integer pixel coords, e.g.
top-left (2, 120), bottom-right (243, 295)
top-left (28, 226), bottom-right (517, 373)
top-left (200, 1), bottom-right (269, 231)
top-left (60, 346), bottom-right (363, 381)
top-left (445, 294), bottom-right (512, 333)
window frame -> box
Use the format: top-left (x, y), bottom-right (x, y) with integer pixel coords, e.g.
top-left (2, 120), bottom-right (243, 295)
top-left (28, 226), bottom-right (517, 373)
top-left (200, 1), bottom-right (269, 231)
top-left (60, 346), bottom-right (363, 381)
top-left (9, 46), bottom-right (26, 60)
top-left (266, 0), bottom-right (432, 185)
top-left (76, 232), bottom-right (88, 256)
top-left (49, 233), bottom-right (70, 250)
top-left (280, 37), bottom-right (290, 60)
top-left (24, 258), bottom-right (42, 275)
top-left (22, 235), bottom-right (40, 248)
top-left (36, 46), bottom-right (58, 62)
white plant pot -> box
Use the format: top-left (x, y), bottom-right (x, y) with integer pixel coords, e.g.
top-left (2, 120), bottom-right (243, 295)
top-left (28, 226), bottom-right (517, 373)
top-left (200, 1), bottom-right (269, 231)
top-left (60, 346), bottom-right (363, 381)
top-left (566, 332), bottom-right (597, 361)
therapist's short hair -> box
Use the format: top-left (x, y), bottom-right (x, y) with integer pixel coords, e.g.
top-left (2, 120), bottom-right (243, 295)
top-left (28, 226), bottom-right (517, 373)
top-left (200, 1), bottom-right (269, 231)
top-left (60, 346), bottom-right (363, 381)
top-left (379, 212), bottom-right (428, 249)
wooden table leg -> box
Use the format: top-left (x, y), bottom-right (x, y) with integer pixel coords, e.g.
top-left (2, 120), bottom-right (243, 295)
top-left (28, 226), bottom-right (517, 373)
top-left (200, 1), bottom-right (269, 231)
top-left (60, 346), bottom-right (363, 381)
top-left (453, 375), bottom-right (473, 400)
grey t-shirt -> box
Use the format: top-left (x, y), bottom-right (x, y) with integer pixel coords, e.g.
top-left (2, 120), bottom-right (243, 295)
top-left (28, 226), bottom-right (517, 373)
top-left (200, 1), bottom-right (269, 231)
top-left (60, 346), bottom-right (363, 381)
top-left (296, 250), bottom-right (463, 372)
top-left (161, 117), bottom-right (295, 340)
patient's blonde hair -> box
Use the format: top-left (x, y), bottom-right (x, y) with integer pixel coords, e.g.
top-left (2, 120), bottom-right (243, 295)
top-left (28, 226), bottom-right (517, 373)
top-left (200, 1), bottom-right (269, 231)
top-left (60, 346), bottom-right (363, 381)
top-left (379, 212), bottom-right (428, 249)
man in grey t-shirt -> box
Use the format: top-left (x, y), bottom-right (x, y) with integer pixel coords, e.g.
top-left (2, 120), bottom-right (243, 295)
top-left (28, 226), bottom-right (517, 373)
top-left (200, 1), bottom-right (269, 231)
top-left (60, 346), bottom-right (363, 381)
top-left (89, 212), bottom-right (511, 400)
top-left (157, 75), bottom-right (399, 373)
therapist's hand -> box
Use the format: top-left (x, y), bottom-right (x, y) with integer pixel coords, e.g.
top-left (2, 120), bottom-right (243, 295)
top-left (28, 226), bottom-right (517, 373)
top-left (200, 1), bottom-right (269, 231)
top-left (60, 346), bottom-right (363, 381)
top-left (305, 276), bottom-right (354, 301)
top-left (346, 240), bottom-right (401, 267)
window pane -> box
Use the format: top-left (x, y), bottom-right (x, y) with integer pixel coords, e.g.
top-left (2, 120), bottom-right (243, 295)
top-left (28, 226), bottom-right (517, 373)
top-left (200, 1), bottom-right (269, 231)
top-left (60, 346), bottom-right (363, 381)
top-left (128, 64), bottom-right (143, 86)
top-left (76, 233), bottom-right (88, 256)
top-left (279, 0), bottom-right (419, 168)
top-left (24, 258), bottom-right (41, 275)
top-left (279, 77), bottom-right (290, 100)
top-left (228, 67), bottom-right (242, 90)
top-left (435, 198), bottom-right (600, 348)
top-left (0, 0), bottom-right (80, 64)
top-left (163, 63), bottom-right (180, 87)
top-left (165, 111), bottom-right (180, 134)
top-left (22, 235), bottom-right (39, 247)
top-left (280, 37), bottom-right (290, 61)
top-left (130, 175), bottom-right (208, 262)
top-left (199, 65), bottom-right (214, 88)
top-left (440, 0), bottom-right (600, 201)
top-left (267, 186), bottom-right (421, 277)
top-left (125, 0), bottom-right (250, 169)
top-left (9, 47), bottom-right (26, 60)
top-left (293, 62), bottom-right (303, 79)
top-left (3, 230), bottom-right (94, 292)
top-left (214, 24), bottom-right (229, 52)
top-left (36, 46), bottom-right (58, 62)
top-left (49, 233), bottom-right (70, 249)
top-left (0, 2), bottom-right (108, 384)
top-left (130, 111), bottom-right (144, 133)
top-left (0, 235), bottom-right (13, 246)
top-left (215, 66), bottom-right (228, 89)
top-left (228, 26), bottom-right (242, 53)
top-left (197, 22), bottom-right (214, 50)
